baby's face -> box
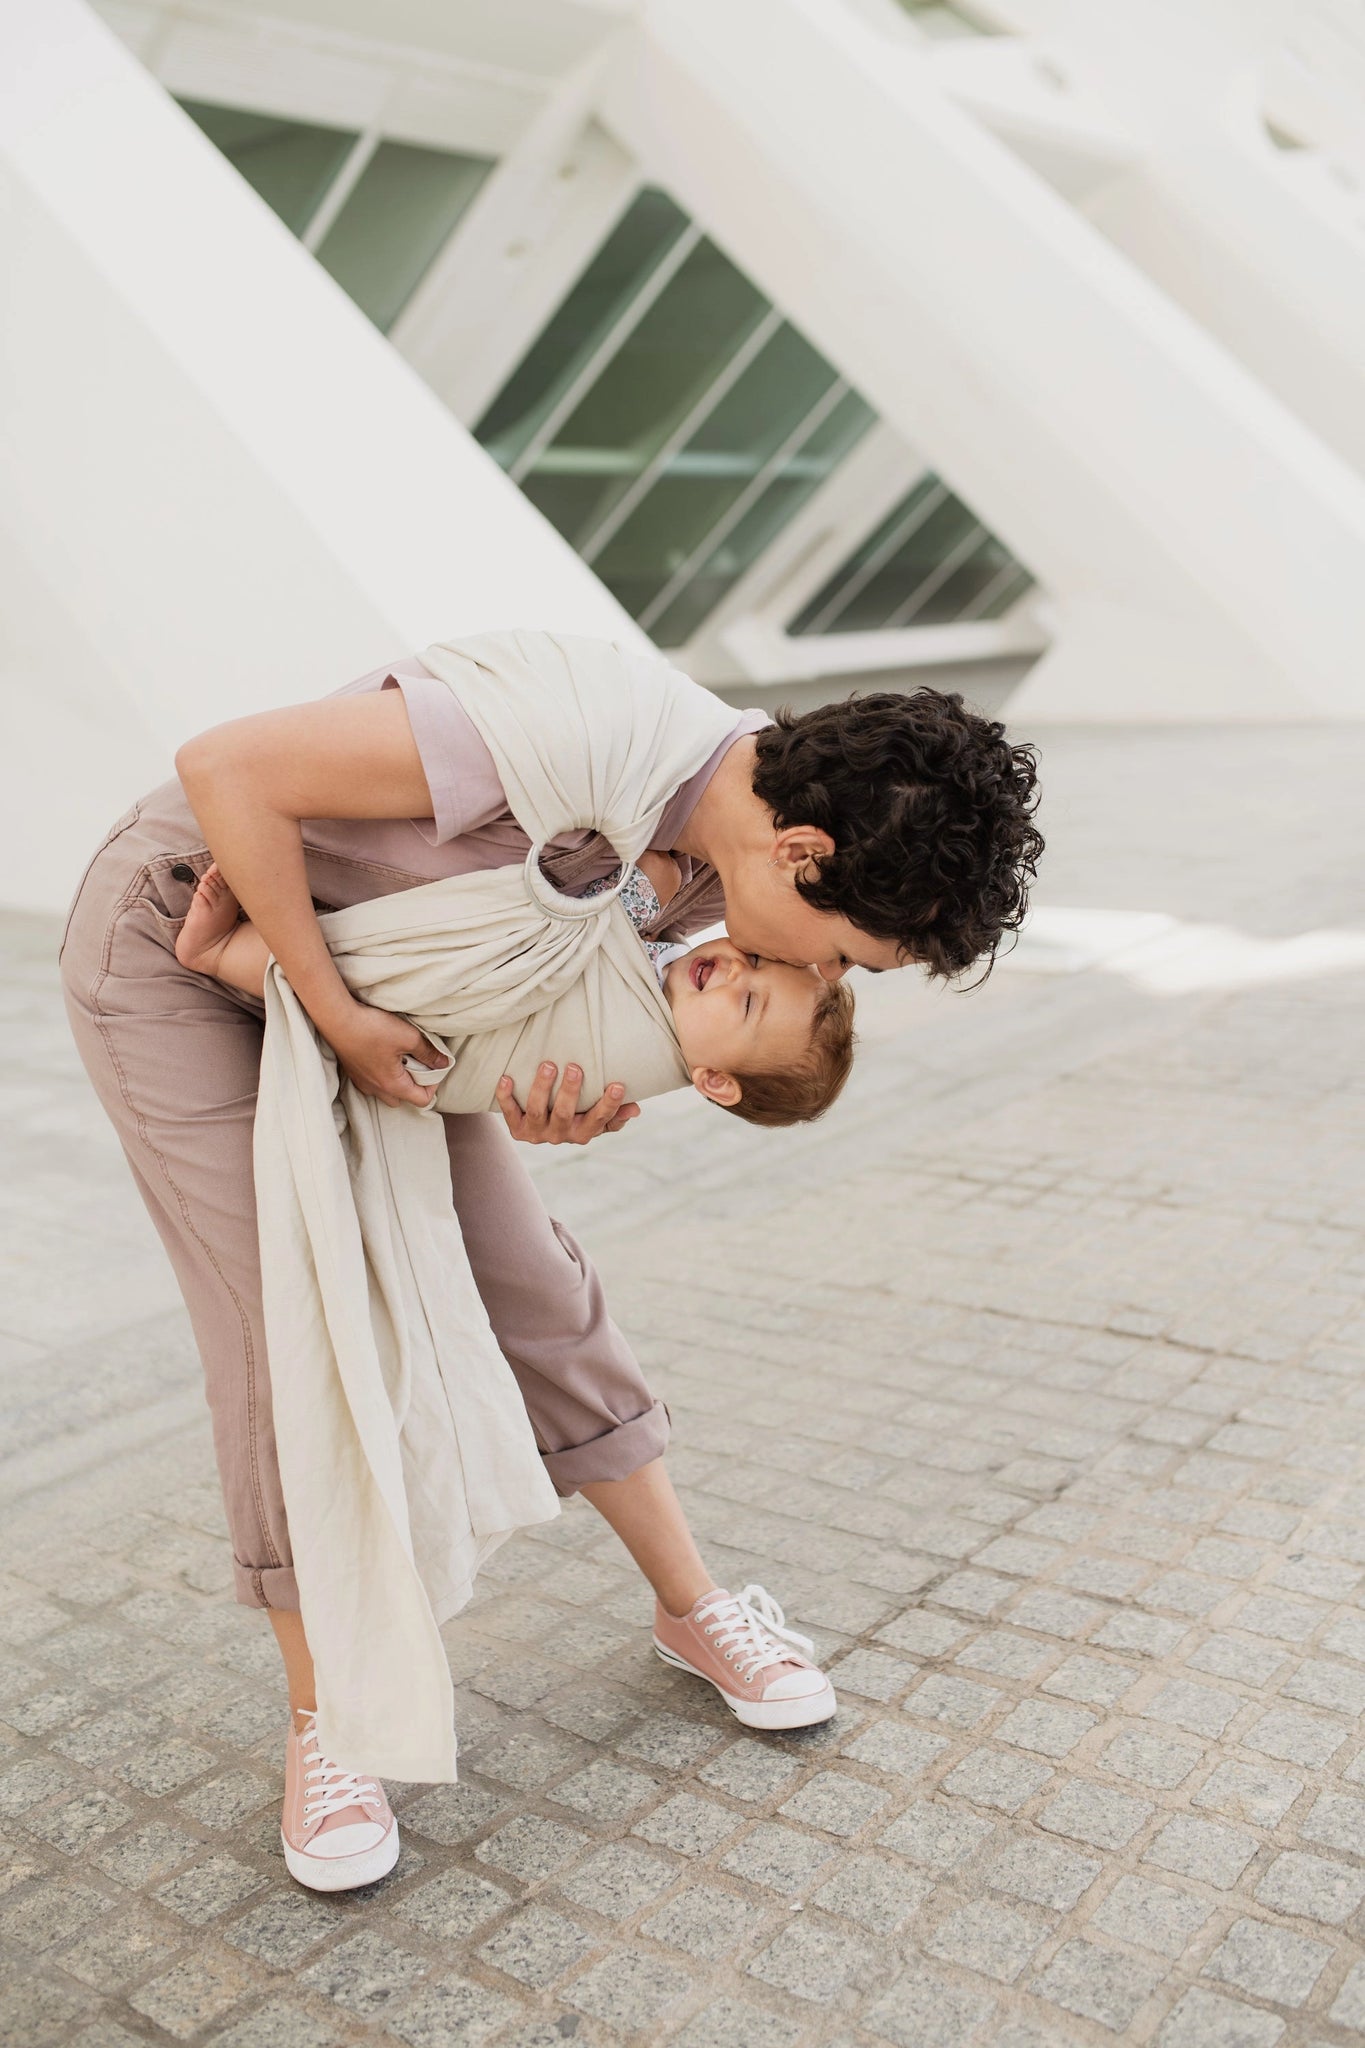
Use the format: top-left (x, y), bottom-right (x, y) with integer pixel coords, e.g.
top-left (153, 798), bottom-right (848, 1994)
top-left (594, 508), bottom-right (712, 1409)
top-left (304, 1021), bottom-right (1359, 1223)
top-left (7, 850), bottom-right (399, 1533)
top-left (663, 935), bottom-right (822, 1084)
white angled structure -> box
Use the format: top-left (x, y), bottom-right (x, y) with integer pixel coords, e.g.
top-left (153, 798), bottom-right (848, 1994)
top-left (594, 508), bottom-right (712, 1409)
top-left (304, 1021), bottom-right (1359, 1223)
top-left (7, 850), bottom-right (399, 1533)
top-left (3, 0), bottom-right (1365, 909)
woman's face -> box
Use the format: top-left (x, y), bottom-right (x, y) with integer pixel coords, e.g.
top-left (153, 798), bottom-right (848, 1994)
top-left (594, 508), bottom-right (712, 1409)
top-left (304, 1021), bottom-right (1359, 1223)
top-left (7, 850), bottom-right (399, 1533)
top-left (717, 854), bottom-right (906, 983)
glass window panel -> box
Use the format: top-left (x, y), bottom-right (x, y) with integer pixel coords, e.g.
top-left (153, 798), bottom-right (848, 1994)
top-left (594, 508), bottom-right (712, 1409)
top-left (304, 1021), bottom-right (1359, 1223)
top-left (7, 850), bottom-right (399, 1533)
top-left (645, 388), bottom-right (877, 646)
top-left (910, 532), bottom-right (1027, 624)
top-left (315, 141), bottom-right (492, 334)
top-left (969, 561), bottom-right (1034, 621)
top-left (891, 1), bottom-right (996, 37)
top-left (587, 324), bottom-right (839, 612)
top-left (826, 495), bottom-right (980, 632)
top-left (526, 237), bottom-right (770, 546)
top-left (474, 188), bottom-right (690, 470)
top-left (178, 100), bottom-right (357, 236)
top-left (788, 474), bottom-right (944, 635)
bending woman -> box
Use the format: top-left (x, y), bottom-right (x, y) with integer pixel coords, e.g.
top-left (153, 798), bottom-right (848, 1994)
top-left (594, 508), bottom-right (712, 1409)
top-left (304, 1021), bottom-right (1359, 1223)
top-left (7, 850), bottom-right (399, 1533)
top-left (61, 629), bottom-right (1042, 1891)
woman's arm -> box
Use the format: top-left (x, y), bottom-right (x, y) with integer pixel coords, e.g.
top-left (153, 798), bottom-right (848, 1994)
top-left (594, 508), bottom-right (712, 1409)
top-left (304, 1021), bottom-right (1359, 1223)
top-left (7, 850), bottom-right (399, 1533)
top-left (175, 688), bottom-right (638, 1136)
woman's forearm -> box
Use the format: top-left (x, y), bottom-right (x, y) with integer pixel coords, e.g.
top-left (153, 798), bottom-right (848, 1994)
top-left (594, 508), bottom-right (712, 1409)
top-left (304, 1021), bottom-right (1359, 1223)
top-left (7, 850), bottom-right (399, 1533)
top-left (175, 751), bottom-right (355, 1034)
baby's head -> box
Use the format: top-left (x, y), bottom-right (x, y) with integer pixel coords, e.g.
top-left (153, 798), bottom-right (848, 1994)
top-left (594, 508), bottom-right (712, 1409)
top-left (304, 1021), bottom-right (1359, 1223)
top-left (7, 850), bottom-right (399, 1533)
top-left (662, 936), bottom-right (855, 1128)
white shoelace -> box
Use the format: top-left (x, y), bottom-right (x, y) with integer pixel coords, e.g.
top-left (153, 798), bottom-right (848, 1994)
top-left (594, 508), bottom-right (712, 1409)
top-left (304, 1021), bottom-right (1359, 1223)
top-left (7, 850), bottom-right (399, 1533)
top-left (696, 1584), bottom-right (815, 1684)
top-left (297, 1710), bottom-right (383, 1824)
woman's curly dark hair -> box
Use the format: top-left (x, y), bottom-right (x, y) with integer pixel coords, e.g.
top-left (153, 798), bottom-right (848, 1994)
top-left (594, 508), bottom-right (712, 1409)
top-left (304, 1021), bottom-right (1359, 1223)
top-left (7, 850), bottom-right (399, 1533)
top-left (751, 689), bottom-right (1042, 983)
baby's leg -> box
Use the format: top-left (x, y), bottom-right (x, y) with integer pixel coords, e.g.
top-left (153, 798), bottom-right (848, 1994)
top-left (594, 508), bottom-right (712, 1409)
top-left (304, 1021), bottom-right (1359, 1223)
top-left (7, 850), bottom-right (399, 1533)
top-left (175, 864), bottom-right (271, 998)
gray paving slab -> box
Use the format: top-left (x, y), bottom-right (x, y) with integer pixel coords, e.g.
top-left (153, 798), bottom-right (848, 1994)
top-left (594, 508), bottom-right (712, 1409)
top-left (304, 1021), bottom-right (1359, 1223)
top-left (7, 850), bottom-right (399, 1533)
top-left (4, 724), bottom-right (1365, 2044)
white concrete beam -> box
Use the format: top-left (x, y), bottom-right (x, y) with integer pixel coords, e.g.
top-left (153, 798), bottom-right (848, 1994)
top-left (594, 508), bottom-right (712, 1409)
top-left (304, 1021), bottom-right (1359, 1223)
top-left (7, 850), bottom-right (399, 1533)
top-left (597, 0), bottom-right (1365, 719)
top-left (0, 0), bottom-right (642, 911)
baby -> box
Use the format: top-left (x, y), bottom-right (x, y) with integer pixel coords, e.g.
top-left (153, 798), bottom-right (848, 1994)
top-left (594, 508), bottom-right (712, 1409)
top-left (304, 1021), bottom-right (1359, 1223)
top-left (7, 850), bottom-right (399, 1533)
top-left (176, 854), bottom-right (855, 1128)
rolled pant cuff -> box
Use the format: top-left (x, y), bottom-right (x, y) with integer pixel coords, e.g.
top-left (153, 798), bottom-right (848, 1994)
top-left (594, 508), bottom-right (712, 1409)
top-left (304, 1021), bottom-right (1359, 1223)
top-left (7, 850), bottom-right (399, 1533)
top-left (542, 1398), bottom-right (671, 1496)
top-left (233, 1559), bottom-right (301, 1611)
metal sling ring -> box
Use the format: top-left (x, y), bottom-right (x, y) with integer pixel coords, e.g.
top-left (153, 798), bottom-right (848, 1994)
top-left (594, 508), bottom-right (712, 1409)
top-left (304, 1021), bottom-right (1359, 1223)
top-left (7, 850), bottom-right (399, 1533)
top-left (521, 842), bottom-right (633, 921)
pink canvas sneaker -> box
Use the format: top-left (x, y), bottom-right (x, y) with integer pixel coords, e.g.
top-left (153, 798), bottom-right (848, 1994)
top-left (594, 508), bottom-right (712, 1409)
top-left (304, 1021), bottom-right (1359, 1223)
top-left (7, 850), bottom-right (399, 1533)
top-left (653, 1584), bottom-right (837, 1730)
top-left (280, 1708), bottom-right (399, 1892)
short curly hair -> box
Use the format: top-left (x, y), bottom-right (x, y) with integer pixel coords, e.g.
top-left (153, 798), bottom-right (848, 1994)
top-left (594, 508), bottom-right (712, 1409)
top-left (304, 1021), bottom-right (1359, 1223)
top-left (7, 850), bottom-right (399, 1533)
top-left (751, 690), bottom-right (1042, 982)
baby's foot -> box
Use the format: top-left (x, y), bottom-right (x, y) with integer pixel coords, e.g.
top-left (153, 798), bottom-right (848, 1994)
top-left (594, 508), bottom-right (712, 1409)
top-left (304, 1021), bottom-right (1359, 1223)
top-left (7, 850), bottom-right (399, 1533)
top-left (175, 863), bottom-right (241, 977)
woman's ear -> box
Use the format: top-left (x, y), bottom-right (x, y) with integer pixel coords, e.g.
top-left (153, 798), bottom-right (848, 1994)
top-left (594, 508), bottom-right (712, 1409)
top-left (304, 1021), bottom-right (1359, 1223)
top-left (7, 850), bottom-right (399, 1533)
top-left (769, 824), bottom-right (835, 878)
top-left (691, 1066), bottom-right (743, 1108)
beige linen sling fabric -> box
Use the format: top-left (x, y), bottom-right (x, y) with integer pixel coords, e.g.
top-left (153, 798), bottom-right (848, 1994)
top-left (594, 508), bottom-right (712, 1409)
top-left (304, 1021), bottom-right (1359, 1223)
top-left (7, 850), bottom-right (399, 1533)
top-left (254, 631), bottom-right (736, 1781)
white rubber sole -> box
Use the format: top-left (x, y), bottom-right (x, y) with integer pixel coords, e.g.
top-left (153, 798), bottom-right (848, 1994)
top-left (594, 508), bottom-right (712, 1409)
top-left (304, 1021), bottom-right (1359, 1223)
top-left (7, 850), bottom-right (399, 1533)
top-left (654, 1640), bottom-right (838, 1729)
top-left (281, 1818), bottom-right (400, 1892)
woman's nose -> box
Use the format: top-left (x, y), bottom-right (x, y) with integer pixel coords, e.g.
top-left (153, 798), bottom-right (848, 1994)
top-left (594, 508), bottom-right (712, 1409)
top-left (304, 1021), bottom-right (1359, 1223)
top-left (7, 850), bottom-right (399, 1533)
top-left (817, 960), bottom-right (849, 983)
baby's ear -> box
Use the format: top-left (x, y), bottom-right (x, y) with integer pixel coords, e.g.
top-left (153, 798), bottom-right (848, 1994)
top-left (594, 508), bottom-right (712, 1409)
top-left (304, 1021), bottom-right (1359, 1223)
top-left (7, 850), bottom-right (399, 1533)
top-left (691, 1066), bottom-right (742, 1108)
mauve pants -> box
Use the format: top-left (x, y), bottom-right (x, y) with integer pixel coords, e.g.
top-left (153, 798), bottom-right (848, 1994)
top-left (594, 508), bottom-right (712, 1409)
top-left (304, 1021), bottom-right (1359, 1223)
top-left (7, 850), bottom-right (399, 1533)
top-left (59, 785), bottom-right (668, 1611)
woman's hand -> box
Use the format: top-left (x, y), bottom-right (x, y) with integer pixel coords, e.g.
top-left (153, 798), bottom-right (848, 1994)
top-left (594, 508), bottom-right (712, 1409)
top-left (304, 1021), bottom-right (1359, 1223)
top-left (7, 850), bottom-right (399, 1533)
top-left (496, 1064), bottom-right (641, 1145)
top-left (324, 1001), bottom-right (448, 1108)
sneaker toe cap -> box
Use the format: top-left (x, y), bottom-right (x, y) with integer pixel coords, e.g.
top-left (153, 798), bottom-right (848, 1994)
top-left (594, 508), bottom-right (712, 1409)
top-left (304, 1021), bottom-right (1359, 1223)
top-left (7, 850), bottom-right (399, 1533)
top-left (307, 1819), bottom-right (389, 1860)
top-left (765, 1667), bottom-right (834, 1702)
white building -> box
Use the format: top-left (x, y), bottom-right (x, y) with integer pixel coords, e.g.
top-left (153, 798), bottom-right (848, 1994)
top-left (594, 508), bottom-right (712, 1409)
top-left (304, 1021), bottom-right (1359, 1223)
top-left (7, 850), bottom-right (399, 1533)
top-left (3, 0), bottom-right (1365, 910)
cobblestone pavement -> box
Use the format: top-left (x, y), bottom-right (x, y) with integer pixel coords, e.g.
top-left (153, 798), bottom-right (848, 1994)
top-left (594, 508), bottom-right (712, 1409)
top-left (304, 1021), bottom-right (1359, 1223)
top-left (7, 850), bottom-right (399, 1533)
top-left (4, 726), bottom-right (1365, 2048)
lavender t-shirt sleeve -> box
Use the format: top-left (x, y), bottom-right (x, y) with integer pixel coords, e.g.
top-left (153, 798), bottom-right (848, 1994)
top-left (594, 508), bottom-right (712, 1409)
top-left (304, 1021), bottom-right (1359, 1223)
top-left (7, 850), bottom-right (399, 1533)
top-left (377, 659), bottom-right (509, 845)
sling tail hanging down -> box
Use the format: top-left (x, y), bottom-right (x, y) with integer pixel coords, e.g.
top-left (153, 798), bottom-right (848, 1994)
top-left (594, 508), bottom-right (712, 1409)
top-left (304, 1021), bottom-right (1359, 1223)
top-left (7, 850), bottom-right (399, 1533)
top-left (254, 631), bottom-right (736, 1781)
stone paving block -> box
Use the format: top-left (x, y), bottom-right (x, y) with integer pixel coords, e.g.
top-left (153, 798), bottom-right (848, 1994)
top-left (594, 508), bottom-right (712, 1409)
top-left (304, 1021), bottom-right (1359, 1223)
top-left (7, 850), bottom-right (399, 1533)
top-left (954, 1631), bottom-right (1052, 1678)
top-left (640, 1880), bottom-right (758, 1959)
top-left (176, 1769), bottom-right (276, 1831)
top-left (0, 1756), bottom-right (76, 1814)
top-left (985, 1835), bottom-right (1102, 1910)
top-left (1254, 1850), bottom-right (1365, 1925)
top-left (384, 1973), bottom-right (523, 2046)
top-left (878, 1800), bottom-right (994, 1871)
top-left (205, 2000), bottom-right (345, 2048)
top-left (0, 1972), bottom-right (94, 2048)
top-left (777, 1768), bottom-right (891, 1835)
top-left (49, 1704), bottom-right (164, 1764)
top-left (298, 1927), bottom-right (429, 2017)
top-left (811, 1851), bottom-right (935, 1932)
top-left (0, 1873), bottom-right (113, 1953)
top-left (400, 1780), bottom-right (507, 1845)
top-left (827, 1648), bottom-right (919, 1701)
top-left (557, 1837), bottom-right (676, 1917)
top-left (1091, 1872), bottom-right (1214, 1958)
top-left (392, 1866), bottom-right (513, 1940)
top-left (1143, 1815), bottom-right (1259, 1888)
top-left (1028, 1937), bottom-right (1164, 2032)
top-left (549, 1757), bottom-right (658, 1823)
top-left (719, 1821), bottom-right (837, 1894)
top-left (155, 1853), bottom-right (267, 1925)
top-left (838, 1720), bottom-right (948, 1780)
top-left (224, 1889), bottom-right (346, 1968)
top-left (1099, 1724), bottom-right (1204, 1789)
top-left (129, 1947), bottom-right (263, 2039)
top-left (1039, 1780), bottom-right (1153, 1851)
top-left (1140, 1678), bottom-right (1242, 1738)
top-left (862, 1961), bottom-right (995, 2048)
top-left (616, 1709), bottom-right (722, 1771)
top-left (474, 1813), bottom-right (589, 1882)
top-left (632, 1790), bottom-right (744, 1856)
top-left (1156, 1986), bottom-right (1285, 2047)
top-left (1234, 1595), bottom-right (1325, 1643)
top-left (672, 1996), bottom-right (804, 2048)
top-left (931, 1570), bottom-right (1014, 1617)
top-left (56, 1903), bottom-right (184, 1990)
top-left (1041, 1655), bottom-right (1138, 1708)
top-left (569, 1943), bottom-right (692, 2027)
top-left (1329, 1960), bottom-right (1365, 2030)
top-left (941, 1747), bottom-right (1053, 1813)
top-left (874, 1612), bottom-right (967, 1658)
top-left (1201, 1916), bottom-right (1333, 2007)
top-left (1242, 1707), bottom-right (1346, 1768)
top-left (92, 1817), bottom-right (199, 1887)
top-left (1006, 1590), bottom-right (1104, 1639)
top-left (1281, 1656), bottom-right (1365, 1716)
top-left (698, 1739), bottom-right (801, 1803)
top-left (927, 1896), bottom-right (1053, 1982)
top-left (25, 1785), bottom-right (135, 1854)
top-left (995, 1698), bottom-right (1095, 1757)
top-left (905, 1672), bottom-right (1003, 1727)
top-left (469, 1728), bottom-right (581, 1791)
top-left (477, 1903), bottom-right (596, 1987)
top-left (1299, 1787), bottom-right (1365, 1857)
top-left (746, 1918), bottom-right (875, 2001)
top-left (120, 1736), bottom-right (216, 1796)
top-left (1193, 1760), bottom-right (1304, 1828)
top-left (1185, 1634), bottom-right (1290, 1687)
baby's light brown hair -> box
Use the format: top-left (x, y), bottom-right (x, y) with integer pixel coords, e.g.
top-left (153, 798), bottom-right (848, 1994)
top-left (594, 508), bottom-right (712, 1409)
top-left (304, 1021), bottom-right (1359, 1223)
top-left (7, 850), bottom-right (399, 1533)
top-left (721, 978), bottom-right (856, 1129)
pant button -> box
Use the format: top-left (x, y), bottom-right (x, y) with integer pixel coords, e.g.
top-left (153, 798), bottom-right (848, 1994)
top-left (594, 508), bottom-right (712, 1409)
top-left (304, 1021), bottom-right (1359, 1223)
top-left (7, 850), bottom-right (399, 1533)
top-left (170, 863), bottom-right (197, 883)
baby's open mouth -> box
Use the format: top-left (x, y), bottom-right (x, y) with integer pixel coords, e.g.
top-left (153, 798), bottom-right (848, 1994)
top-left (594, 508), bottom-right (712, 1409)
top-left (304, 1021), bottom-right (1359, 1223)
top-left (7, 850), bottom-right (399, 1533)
top-left (690, 956), bottom-right (715, 991)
